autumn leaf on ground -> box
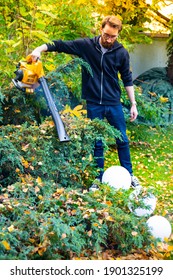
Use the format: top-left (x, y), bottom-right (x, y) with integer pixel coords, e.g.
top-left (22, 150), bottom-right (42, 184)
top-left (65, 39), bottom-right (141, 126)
top-left (2, 240), bottom-right (11, 250)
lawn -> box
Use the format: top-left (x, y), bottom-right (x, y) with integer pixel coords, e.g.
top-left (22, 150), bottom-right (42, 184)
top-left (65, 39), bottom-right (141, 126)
top-left (105, 125), bottom-right (173, 226)
top-left (105, 126), bottom-right (173, 222)
top-left (104, 125), bottom-right (173, 259)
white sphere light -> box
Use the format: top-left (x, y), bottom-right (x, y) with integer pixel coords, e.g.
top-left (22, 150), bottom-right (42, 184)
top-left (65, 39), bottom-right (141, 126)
top-left (147, 215), bottom-right (172, 241)
top-left (128, 191), bottom-right (157, 217)
top-left (102, 165), bottom-right (131, 190)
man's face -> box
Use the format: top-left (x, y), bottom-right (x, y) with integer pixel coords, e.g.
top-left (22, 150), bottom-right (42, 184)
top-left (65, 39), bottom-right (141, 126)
top-left (100, 24), bottom-right (119, 48)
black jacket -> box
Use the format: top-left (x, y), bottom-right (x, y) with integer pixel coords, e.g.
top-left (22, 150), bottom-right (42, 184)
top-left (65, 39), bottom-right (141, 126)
top-left (46, 36), bottom-right (133, 105)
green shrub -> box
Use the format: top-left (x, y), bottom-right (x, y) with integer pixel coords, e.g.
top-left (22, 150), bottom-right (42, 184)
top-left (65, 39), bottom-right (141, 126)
top-left (0, 138), bottom-right (23, 188)
top-left (1, 112), bottom-right (121, 189)
top-left (0, 113), bottom-right (156, 260)
top-left (0, 179), bottom-right (154, 260)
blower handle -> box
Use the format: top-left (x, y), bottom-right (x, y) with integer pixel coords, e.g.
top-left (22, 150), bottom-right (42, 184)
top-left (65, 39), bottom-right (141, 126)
top-left (39, 77), bottom-right (70, 142)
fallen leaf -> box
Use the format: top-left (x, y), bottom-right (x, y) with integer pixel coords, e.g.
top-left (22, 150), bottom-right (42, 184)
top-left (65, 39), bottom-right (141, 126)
top-left (2, 240), bottom-right (11, 250)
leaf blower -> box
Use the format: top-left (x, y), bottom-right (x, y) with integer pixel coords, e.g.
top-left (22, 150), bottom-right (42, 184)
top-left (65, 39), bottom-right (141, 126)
top-left (12, 55), bottom-right (70, 142)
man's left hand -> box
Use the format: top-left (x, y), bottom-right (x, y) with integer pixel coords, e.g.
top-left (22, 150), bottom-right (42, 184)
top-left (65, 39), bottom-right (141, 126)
top-left (130, 105), bottom-right (138, 122)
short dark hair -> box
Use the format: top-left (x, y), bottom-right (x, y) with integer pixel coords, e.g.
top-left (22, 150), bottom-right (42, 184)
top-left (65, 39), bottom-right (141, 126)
top-left (101, 16), bottom-right (122, 32)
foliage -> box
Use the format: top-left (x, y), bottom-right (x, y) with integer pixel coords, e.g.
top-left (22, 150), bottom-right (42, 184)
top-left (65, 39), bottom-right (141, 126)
top-left (0, 176), bottom-right (155, 260)
top-left (0, 111), bottom-right (121, 190)
top-left (0, 0), bottom-right (95, 87)
top-left (95, 0), bottom-right (152, 47)
top-left (0, 138), bottom-right (24, 189)
top-left (1, 113), bottom-right (173, 260)
top-left (0, 113), bottom-right (156, 260)
top-left (89, 0), bottom-right (173, 49)
top-left (1, 58), bottom-right (91, 125)
top-left (1, 0), bottom-right (172, 89)
top-left (120, 81), bottom-right (171, 126)
top-left (1, 0), bottom-right (173, 261)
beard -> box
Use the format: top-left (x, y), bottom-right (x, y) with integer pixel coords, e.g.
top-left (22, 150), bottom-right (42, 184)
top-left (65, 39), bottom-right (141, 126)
top-left (100, 36), bottom-right (115, 49)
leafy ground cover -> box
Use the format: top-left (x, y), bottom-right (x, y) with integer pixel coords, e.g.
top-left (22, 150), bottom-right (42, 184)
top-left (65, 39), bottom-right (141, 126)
top-left (0, 117), bottom-right (172, 260)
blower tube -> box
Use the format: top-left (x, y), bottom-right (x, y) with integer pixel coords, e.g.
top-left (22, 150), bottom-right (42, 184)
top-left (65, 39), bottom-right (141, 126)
top-left (39, 77), bottom-right (70, 142)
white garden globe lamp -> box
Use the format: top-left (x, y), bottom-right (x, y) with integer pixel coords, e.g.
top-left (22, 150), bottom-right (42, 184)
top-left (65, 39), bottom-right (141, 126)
top-left (147, 215), bottom-right (172, 241)
top-left (102, 165), bottom-right (131, 190)
top-left (128, 190), bottom-right (157, 217)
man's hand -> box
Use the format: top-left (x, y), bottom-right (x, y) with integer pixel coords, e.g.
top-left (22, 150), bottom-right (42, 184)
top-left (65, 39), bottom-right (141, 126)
top-left (31, 44), bottom-right (48, 61)
top-left (31, 50), bottom-right (41, 61)
top-left (130, 104), bottom-right (138, 122)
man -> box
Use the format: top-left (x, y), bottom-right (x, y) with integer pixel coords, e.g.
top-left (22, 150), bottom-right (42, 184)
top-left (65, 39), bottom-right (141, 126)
top-left (31, 15), bottom-right (141, 189)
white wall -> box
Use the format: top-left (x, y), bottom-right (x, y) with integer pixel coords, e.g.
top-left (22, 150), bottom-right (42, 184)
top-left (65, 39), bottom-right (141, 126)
top-left (129, 38), bottom-right (168, 80)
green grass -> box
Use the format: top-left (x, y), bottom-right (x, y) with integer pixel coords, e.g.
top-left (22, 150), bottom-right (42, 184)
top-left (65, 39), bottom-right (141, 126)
top-left (105, 125), bottom-right (173, 217)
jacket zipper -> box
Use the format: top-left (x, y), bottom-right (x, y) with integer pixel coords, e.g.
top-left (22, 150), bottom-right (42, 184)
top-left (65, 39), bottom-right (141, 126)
top-left (96, 44), bottom-right (115, 104)
top-left (96, 46), bottom-right (104, 104)
top-left (100, 54), bottom-right (104, 104)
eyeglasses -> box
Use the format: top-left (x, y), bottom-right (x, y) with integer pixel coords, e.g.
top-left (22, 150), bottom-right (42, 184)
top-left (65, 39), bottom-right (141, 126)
top-left (102, 32), bottom-right (118, 40)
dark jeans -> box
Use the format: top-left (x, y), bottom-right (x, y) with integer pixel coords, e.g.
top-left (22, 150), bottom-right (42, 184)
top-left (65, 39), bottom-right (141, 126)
top-left (87, 102), bottom-right (133, 181)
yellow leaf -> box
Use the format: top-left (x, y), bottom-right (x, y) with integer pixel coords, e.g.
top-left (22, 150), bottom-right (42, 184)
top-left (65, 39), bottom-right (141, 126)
top-left (36, 176), bottom-right (43, 186)
top-left (149, 91), bottom-right (157, 97)
top-left (44, 64), bottom-right (56, 71)
top-left (2, 240), bottom-right (11, 250)
top-left (8, 225), bottom-right (14, 232)
top-left (163, 237), bottom-right (169, 242)
top-left (159, 96), bottom-right (169, 103)
top-left (63, 104), bottom-right (87, 117)
top-left (93, 223), bottom-right (99, 227)
top-left (89, 154), bottom-right (93, 162)
top-left (21, 144), bottom-right (30, 151)
top-left (21, 157), bottom-right (29, 168)
top-left (55, 188), bottom-right (64, 195)
top-left (162, 210), bottom-right (168, 216)
top-left (70, 227), bottom-right (75, 231)
top-left (71, 209), bottom-right (76, 215)
top-left (167, 245), bottom-right (173, 252)
top-left (38, 247), bottom-right (47, 256)
top-left (29, 238), bottom-right (35, 243)
top-left (105, 201), bottom-right (112, 206)
top-left (32, 136), bottom-right (37, 141)
top-left (75, 104), bottom-right (83, 110)
top-left (105, 216), bottom-right (114, 222)
top-left (24, 210), bottom-right (31, 214)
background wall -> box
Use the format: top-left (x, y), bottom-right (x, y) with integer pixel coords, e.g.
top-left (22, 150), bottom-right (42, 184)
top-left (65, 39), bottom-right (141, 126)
top-left (130, 36), bottom-right (169, 80)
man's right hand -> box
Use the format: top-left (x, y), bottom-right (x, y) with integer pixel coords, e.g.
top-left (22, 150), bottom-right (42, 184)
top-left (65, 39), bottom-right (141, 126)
top-left (31, 50), bottom-right (41, 61)
top-left (31, 44), bottom-right (48, 61)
